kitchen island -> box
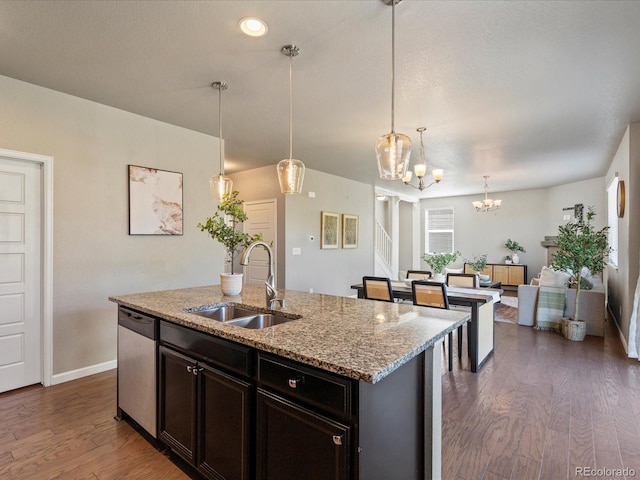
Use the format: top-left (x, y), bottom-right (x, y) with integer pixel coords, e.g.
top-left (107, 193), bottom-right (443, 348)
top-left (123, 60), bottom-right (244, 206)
top-left (110, 284), bottom-right (469, 480)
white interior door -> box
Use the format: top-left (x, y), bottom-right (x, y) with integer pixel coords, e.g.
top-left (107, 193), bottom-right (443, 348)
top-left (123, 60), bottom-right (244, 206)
top-left (0, 157), bottom-right (42, 393)
top-left (243, 199), bottom-right (276, 286)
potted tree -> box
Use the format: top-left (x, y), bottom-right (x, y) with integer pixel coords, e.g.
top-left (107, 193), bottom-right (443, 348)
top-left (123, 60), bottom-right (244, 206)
top-left (504, 239), bottom-right (526, 264)
top-left (551, 207), bottom-right (610, 341)
top-left (198, 191), bottom-right (263, 295)
top-left (422, 251), bottom-right (461, 283)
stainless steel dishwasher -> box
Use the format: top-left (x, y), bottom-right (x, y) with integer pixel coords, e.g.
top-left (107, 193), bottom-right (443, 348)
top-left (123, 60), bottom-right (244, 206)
top-left (117, 306), bottom-right (158, 438)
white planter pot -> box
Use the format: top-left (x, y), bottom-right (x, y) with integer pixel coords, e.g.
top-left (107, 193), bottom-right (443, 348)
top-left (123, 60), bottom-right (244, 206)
top-left (512, 253), bottom-right (520, 264)
top-left (432, 273), bottom-right (446, 283)
top-left (220, 273), bottom-right (243, 296)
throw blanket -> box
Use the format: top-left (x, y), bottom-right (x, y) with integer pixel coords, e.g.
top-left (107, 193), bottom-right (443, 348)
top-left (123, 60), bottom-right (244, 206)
top-left (535, 285), bottom-right (566, 332)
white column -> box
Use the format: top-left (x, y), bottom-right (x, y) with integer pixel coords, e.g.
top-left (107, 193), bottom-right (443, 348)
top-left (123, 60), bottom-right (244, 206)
top-left (389, 196), bottom-right (400, 279)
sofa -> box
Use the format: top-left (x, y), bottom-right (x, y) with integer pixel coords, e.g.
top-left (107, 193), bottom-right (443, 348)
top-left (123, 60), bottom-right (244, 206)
top-left (517, 268), bottom-right (605, 337)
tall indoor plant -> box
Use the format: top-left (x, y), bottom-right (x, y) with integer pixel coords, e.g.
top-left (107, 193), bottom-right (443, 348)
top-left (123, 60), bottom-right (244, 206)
top-left (551, 207), bottom-right (610, 340)
top-left (422, 251), bottom-right (461, 282)
top-left (198, 191), bottom-right (263, 295)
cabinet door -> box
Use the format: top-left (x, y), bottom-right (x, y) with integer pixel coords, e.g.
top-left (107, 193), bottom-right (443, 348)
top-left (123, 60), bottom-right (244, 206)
top-left (508, 265), bottom-right (525, 285)
top-left (158, 346), bottom-right (197, 464)
top-left (492, 265), bottom-right (509, 284)
top-left (256, 389), bottom-right (350, 480)
top-left (198, 364), bottom-right (252, 480)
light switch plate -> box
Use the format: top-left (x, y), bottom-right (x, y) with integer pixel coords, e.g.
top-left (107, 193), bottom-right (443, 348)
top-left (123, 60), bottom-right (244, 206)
top-left (292, 248), bottom-right (301, 255)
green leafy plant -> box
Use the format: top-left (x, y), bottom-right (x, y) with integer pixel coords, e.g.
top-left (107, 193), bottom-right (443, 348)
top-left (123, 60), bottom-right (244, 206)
top-left (551, 207), bottom-right (610, 322)
top-left (504, 239), bottom-right (526, 254)
top-left (422, 251), bottom-right (461, 274)
top-left (466, 254), bottom-right (488, 273)
top-left (198, 191), bottom-right (263, 274)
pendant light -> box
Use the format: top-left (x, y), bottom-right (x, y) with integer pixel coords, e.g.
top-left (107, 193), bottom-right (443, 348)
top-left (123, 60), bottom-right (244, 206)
top-left (277, 44), bottom-right (305, 194)
top-left (375, 0), bottom-right (411, 180)
top-left (210, 81), bottom-right (233, 202)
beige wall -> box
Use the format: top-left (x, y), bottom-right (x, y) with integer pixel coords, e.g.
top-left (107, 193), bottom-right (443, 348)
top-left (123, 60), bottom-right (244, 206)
top-left (606, 123), bottom-right (640, 348)
top-left (0, 74), bottom-right (222, 377)
top-left (417, 178), bottom-right (606, 285)
top-left (233, 166), bottom-right (375, 297)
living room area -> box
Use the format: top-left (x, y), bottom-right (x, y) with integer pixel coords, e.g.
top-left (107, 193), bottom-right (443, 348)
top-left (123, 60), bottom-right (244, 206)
top-left (375, 122), bottom-right (640, 359)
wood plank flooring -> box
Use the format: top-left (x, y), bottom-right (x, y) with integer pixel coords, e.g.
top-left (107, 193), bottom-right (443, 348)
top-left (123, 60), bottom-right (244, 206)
top-left (0, 315), bottom-right (638, 479)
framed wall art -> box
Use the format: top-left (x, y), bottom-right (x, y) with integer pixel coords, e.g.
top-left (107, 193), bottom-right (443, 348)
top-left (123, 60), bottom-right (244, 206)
top-left (128, 165), bottom-right (183, 235)
top-left (320, 211), bottom-right (340, 249)
top-left (342, 214), bottom-right (359, 249)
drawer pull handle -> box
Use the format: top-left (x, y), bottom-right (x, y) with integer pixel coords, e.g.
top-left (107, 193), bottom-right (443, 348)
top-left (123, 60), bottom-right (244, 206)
top-left (288, 377), bottom-right (304, 389)
top-left (186, 365), bottom-right (201, 376)
top-left (332, 435), bottom-right (343, 446)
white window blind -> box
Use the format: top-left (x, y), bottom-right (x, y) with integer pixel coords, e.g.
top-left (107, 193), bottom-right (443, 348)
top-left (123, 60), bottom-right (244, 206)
top-left (607, 177), bottom-right (619, 267)
top-left (425, 208), bottom-right (454, 253)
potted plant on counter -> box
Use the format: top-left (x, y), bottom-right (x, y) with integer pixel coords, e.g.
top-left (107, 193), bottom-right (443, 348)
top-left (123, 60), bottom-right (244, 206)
top-left (198, 191), bottom-right (263, 296)
top-left (551, 207), bottom-right (609, 341)
top-left (504, 239), bottom-right (525, 264)
top-left (422, 251), bottom-right (461, 282)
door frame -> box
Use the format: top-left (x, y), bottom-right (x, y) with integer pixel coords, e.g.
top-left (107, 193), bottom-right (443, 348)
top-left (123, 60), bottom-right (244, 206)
top-left (0, 148), bottom-right (53, 387)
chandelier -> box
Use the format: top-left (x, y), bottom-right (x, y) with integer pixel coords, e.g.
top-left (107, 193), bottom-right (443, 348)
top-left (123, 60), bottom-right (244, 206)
top-left (402, 127), bottom-right (443, 191)
top-left (472, 176), bottom-right (502, 212)
top-left (210, 81), bottom-right (233, 202)
top-left (375, 0), bottom-right (411, 180)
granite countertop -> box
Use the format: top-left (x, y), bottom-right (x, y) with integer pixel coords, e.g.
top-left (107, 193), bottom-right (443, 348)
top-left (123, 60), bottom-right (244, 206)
top-left (109, 284), bottom-right (469, 384)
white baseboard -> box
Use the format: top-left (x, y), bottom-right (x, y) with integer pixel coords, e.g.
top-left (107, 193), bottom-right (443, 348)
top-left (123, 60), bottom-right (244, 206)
top-left (607, 304), bottom-right (630, 356)
top-left (51, 359), bottom-right (117, 385)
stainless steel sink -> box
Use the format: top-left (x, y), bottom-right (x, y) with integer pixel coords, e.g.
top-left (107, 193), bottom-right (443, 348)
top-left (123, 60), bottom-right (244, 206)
top-left (185, 303), bottom-right (301, 329)
top-left (187, 304), bottom-right (259, 321)
top-left (227, 313), bottom-right (299, 329)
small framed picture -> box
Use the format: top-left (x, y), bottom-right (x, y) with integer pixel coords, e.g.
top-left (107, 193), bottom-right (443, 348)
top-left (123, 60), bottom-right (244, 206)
top-left (128, 165), bottom-right (183, 235)
top-left (320, 211), bottom-right (340, 249)
top-left (342, 214), bottom-right (358, 249)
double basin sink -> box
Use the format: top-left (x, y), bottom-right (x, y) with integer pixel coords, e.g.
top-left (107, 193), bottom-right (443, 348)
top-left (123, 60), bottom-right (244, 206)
top-left (185, 303), bottom-right (301, 329)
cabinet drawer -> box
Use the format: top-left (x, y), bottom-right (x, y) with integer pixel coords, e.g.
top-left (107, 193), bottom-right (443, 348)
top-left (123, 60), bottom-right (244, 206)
top-left (257, 353), bottom-right (352, 419)
top-left (160, 321), bottom-right (252, 378)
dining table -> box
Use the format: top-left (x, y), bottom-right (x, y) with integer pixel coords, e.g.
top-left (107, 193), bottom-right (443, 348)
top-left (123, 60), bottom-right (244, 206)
top-left (351, 280), bottom-right (502, 372)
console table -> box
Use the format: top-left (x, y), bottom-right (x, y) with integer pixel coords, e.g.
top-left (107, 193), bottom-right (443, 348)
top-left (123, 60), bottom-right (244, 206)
top-left (464, 263), bottom-right (527, 287)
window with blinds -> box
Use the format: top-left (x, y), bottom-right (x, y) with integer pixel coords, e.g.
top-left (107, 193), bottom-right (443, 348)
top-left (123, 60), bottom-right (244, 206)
top-left (425, 207), bottom-right (454, 253)
top-left (607, 177), bottom-right (619, 267)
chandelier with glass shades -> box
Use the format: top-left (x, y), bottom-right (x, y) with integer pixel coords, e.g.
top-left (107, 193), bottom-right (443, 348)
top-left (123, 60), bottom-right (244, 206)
top-left (402, 127), bottom-right (444, 191)
top-left (210, 81), bottom-right (233, 202)
top-left (472, 176), bottom-right (502, 212)
top-left (375, 0), bottom-right (411, 181)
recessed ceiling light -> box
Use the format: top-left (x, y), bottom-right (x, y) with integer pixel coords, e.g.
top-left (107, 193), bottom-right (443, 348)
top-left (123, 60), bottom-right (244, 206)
top-left (239, 17), bottom-right (268, 37)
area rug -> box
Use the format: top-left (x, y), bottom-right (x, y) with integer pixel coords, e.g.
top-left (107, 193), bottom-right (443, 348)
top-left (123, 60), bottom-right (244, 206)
top-left (495, 295), bottom-right (518, 324)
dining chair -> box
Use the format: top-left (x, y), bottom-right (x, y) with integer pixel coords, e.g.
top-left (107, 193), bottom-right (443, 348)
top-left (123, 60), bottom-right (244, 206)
top-left (446, 273), bottom-right (479, 288)
top-left (411, 281), bottom-right (455, 371)
top-left (362, 276), bottom-right (394, 302)
top-left (406, 270), bottom-right (432, 280)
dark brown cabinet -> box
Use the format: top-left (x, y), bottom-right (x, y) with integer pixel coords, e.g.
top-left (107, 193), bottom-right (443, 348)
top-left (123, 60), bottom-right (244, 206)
top-left (256, 389), bottom-right (350, 480)
top-left (159, 322), bottom-right (252, 480)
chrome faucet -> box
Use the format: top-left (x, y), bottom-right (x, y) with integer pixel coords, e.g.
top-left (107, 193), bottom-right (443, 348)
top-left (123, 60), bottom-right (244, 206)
top-left (240, 240), bottom-right (284, 309)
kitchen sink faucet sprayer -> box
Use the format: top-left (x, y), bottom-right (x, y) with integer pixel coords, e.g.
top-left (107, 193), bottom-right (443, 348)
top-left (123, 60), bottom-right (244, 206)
top-left (240, 241), bottom-right (284, 310)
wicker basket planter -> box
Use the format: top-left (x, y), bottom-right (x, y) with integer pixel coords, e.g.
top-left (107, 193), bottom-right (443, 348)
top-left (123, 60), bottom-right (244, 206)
top-left (562, 317), bottom-right (586, 341)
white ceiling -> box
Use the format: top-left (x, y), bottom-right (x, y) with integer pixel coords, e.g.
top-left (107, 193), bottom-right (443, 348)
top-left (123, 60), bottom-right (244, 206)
top-left (1, 0), bottom-right (640, 198)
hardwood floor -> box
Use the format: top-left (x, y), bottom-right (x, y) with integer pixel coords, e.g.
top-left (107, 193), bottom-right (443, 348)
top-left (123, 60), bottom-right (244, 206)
top-left (0, 316), bottom-right (638, 479)
top-left (443, 315), bottom-right (640, 480)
